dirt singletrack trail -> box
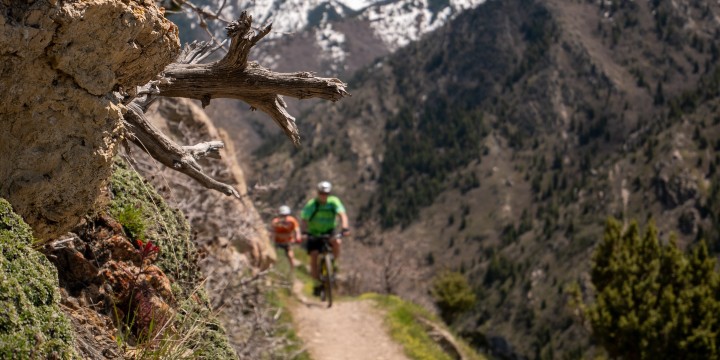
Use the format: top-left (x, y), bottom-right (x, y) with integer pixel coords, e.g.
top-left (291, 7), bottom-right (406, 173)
top-left (292, 281), bottom-right (410, 360)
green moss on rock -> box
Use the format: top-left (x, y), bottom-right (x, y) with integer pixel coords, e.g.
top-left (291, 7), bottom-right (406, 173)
top-left (109, 159), bottom-right (236, 358)
top-left (110, 159), bottom-right (200, 291)
top-left (0, 198), bottom-right (76, 359)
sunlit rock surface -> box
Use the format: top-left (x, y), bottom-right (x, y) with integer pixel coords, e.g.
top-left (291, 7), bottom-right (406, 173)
top-left (0, 0), bottom-right (179, 240)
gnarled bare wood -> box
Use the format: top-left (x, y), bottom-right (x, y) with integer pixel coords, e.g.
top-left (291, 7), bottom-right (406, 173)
top-left (124, 102), bottom-right (241, 198)
top-left (417, 317), bottom-right (468, 360)
top-left (123, 11), bottom-right (348, 198)
top-left (157, 11), bottom-right (349, 145)
top-left (184, 141), bottom-right (224, 159)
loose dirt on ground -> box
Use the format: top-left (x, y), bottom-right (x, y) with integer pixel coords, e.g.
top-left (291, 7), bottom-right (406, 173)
top-left (291, 281), bottom-right (410, 360)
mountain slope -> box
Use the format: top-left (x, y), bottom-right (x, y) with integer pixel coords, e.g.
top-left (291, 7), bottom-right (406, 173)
top-left (247, 0), bottom-right (720, 357)
top-left (168, 0), bottom-right (486, 78)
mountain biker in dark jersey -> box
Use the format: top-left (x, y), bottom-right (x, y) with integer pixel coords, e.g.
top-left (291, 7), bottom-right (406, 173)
top-left (300, 181), bottom-right (350, 294)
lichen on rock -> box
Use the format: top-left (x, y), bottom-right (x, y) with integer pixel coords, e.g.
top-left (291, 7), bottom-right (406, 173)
top-left (0, 198), bottom-right (76, 359)
top-left (47, 0), bottom-right (180, 95)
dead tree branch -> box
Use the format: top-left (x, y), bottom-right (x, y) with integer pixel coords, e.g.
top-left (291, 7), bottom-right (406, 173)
top-left (157, 11), bottom-right (348, 145)
top-left (123, 11), bottom-right (348, 198)
top-left (123, 102), bottom-right (241, 198)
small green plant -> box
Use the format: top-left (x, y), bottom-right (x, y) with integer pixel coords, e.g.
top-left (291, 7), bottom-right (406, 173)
top-left (431, 271), bottom-right (477, 323)
top-left (108, 159), bottom-right (236, 358)
top-left (112, 203), bottom-right (147, 240)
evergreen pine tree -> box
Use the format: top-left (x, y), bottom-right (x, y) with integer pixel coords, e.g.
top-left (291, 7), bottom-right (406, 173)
top-left (585, 218), bottom-right (720, 359)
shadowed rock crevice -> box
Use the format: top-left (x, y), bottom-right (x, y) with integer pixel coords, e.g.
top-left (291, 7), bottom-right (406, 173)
top-left (40, 159), bottom-right (238, 358)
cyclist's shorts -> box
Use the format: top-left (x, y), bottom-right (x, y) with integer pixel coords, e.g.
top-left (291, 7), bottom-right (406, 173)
top-left (305, 233), bottom-right (333, 253)
top-left (276, 243), bottom-right (290, 252)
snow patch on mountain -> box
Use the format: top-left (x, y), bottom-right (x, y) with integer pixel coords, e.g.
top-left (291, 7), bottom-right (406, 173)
top-left (315, 21), bottom-right (348, 70)
top-left (172, 0), bottom-right (485, 71)
top-left (221, 0), bottom-right (355, 38)
top-left (340, 0), bottom-right (377, 10)
top-left (362, 0), bottom-right (485, 50)
top-left (181, 0), bottom-right (484, 44)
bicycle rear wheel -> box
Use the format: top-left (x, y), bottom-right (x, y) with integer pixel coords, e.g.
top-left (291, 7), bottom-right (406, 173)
top-left (320, 255), bottom-right (333, 307)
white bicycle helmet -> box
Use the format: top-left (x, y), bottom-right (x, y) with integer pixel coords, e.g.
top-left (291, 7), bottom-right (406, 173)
top-left (317, 181), bottom-right (332, 193)
top-left (278, 205), bottom-right (291, 215)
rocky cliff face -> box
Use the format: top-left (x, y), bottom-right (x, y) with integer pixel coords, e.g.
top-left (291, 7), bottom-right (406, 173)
top-left (1, 1), bottom-right (279, 357)
top-left (124, 97), bottom-right (277, 355)
top-left (0, 0), bottom-right (178, 240)
top-left (138, 98), bottom-right (276, 269)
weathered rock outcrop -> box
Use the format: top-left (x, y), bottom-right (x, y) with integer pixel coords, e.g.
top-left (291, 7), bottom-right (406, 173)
top-left (129, 98), bottom-right (276, 355)
top-left (0, 0), bottom-right (179, 240)
top-left (45, 160), bottom-right (238, 359)
top-left (138, 97), bottom-right (276, 269)
top-left (653, 163), bottom-right (699, 209)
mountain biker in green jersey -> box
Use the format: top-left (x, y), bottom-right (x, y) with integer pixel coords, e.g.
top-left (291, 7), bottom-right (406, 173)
top-left (301, 181), bottom-right (350, 293)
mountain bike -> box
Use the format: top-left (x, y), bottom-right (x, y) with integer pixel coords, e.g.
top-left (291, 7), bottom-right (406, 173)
top-left (315, 233), bottom-right (341, 308)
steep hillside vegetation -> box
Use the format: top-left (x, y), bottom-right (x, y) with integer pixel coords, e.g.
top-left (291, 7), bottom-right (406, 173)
top-left (248, 0), bottom-right (720, 357)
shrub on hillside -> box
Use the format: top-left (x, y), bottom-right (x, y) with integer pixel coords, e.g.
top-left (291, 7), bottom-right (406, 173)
top-left (431, 271), bottom-right (477, 323)
top-left (578, 218), bottom-right (720, 359)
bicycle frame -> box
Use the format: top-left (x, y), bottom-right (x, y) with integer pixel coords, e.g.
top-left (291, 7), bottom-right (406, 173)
top-left (314, 234), bottom-right (340, 308)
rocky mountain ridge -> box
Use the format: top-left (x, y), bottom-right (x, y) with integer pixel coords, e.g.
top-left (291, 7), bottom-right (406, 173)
top-left (169, 0), bottom-right (485, 77)
top-left (239, 0), bottom-right (720, 357)
top-left (174, 0), bottom-right (490, 181)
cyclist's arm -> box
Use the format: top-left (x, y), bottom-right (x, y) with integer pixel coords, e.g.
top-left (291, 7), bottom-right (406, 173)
top-left (338, 211), bottom-right (349, 236)
top-left (292, 217), bottom-right (302, 243)
top-left (330, 197), bottom-right (349, 235)
top-left (339, 212), bottom-right (349, 230)
top-left (299, 199), bottom-right (314, 236)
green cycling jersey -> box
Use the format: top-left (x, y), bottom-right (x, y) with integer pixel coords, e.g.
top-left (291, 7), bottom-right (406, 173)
top-left (301, 195), bottom-right (346, 235)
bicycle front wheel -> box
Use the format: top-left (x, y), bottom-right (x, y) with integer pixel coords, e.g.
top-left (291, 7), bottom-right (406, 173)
top-left (320, 255), bottom-right (333, 308)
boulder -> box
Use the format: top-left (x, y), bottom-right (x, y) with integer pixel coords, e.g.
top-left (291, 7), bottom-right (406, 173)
top-left (653, 164), bottom-right (698, 209)
top-left (0, 0), bottom-right (179, 240)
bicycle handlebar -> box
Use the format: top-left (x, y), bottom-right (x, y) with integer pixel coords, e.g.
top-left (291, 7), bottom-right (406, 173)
top-left (303, 228), bottom-right (346, 236)
top-left (306, 233), bottom-right (343, 240)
